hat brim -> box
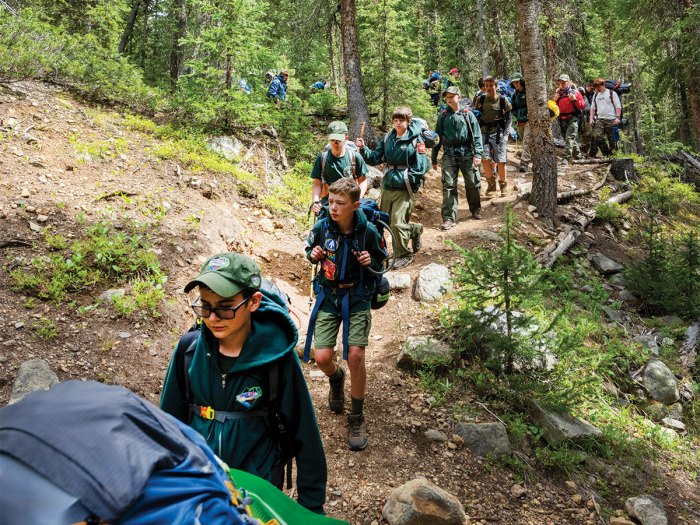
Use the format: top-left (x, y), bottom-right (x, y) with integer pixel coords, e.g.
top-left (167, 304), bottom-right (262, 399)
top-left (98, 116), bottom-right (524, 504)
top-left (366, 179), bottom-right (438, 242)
top-left (328, 133), bottom-right (346, 141)
top-left (558, 76), bottom-right (569, 81)
top-left (184, 272), bottom-right (245, 298)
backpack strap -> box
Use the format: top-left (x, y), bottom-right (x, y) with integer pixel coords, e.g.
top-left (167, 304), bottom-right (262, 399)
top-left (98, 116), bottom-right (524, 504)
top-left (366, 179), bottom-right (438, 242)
top-left (176, 329), bottom-right (199, 415)
top-left (320, 150), bottom-right (329, 186)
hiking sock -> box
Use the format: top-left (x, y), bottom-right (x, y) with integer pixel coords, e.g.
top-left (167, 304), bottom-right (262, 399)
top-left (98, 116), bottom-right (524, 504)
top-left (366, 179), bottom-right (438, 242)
top-left (329, 366), bottom-right (343, 382)
top-left (351, 396), bottom-right (364, 415)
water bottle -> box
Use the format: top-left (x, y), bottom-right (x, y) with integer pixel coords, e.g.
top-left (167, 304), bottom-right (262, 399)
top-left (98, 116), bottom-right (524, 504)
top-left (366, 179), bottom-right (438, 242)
top-left (612, 125), bottom-right (620, 143)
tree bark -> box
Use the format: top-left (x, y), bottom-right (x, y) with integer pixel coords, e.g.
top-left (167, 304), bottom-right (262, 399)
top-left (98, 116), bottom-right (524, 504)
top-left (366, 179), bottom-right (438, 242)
top-left (118, 0), bottom-right (142, 54)
top-left (476, 0), bottom-right (490, 77)
top-left (169, 0), bottom-right (187, 87)
top-left (492, 3), bottom-right (509, 78)
top-left (516, 0), bottom-right (558, 223)
top-left (338, 0), bottom-right (376, 144)
top-left (327, 16), bottom-right (339, 95)
top-left (687, 73), bottom-right (700, 149)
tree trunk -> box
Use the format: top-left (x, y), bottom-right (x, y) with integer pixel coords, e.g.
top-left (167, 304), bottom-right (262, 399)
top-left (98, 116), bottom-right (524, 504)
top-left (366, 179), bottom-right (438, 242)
top-left (139, 0), bottom-right (150, 70)
top-left (338, 0), bottom-right (376, 144)
top-left (327, 17), bottom-right (339, 95)
top-left (381, 0), bottom-right (389, 129)
top-left (687, 72), bottom-right (700, 149)
top-left (169, 0), bottom-right (187, 87)
top-left (516, 0), bottom-right (558, 223)
top-left (492, 3), bottom-right (509, 78)
top-left (118, 0), bottom-right (142, 54)
top-left (476, 0), bottom-right (490, 76)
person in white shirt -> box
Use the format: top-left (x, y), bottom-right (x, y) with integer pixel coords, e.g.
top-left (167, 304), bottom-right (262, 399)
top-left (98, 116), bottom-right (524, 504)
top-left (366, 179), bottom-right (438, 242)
top-left (589, 78), bottom-right (622, 157)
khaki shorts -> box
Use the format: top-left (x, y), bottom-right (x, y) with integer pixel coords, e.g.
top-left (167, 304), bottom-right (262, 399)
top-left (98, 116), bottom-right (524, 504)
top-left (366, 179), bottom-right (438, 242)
top-left (314, 309), bottom-right (372, 348)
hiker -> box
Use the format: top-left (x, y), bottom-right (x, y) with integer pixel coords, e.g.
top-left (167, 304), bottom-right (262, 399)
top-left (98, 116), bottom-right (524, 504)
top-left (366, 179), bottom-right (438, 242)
top-left (311, 79), bottom-right (330, 92)
top-left (473, 76), bottom-right (512, 197)
top-left (579, 80), bottom-right (596, 155)
top-left (268, 70), bottom-right (289, 109)
top-left (310, 121), bottom-right (368, 216)
top-left (432, 86), bottom-right (484, 230)
top-left (510, 72), bottom-right (530, 173)
top-left (553, 73), bottom-right (586, 161)
top-left (356, 106), bottom-right (429, 269)
top-left (444, 68), bottom-right (460, 90)
top-left (304, 177), bottom-right (386, 451)
top-left (160, 252), bottom-right (327, 514)
top-left (427, 71), bottom-right (442, 106)
top-left (588, 77), bottom-right (622, 158)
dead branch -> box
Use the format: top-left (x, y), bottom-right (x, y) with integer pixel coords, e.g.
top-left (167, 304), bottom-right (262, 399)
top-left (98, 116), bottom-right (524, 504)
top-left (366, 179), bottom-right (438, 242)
top-left (607, 190), bottom-right (632, 204)
top-left (95, 190), bottom-right (138, 201)
top-left (571, 158), bottom-right (612, 165)
top-left (0, 239), bottom-right (31, 249)
top-left (557, 169), bottom-right (607, 202)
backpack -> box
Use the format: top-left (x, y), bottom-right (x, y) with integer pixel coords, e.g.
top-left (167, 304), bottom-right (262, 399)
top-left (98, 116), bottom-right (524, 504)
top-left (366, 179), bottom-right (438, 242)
top-left (320, 143), bottom-right (360, 186)
top-left (0, 381), bottom-right (261, 525)
top-left (473, 93), bottom-right (509, 127)
top-left (303, 201), bottom-right (391, 362)
top-left (605, 79), bottom-right (631, 96)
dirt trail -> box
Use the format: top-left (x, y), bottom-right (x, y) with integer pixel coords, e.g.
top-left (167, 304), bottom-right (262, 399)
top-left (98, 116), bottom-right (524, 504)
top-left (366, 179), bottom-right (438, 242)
top-left (0, 81), bottom-right (615, 524)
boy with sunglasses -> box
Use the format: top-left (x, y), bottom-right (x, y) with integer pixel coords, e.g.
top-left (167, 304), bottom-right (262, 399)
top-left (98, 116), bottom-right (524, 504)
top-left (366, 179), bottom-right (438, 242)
top-left (160, 252), bottom-right (327, 514)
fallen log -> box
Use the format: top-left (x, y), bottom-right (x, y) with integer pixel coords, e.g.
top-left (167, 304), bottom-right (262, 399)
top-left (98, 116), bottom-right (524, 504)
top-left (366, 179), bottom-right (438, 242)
top-left (95, 190), bottom-right (138, 201)
top-left (571, 158), bottom-right (612, 165)
top-left (0, 239), bottom-right (31, 249)
top-left (607, 190), bottom-right (632, 204)
top-left (556, 169), bottom-right (608, 202)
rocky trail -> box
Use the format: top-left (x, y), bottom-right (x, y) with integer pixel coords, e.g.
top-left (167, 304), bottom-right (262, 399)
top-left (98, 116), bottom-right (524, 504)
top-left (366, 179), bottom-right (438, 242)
top-left (1, 81), bottom-right (697, 525)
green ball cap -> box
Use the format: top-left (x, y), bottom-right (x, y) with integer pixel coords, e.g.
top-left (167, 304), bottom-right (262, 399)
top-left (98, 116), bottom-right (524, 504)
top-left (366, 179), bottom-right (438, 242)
top-left (327, 121), bottom-right (348, 141)
top-left (444, 86), bottom-right (461, 96)
top-left (558, 74), bottom-right (571, 82)
top-left (184, 252), bottom-right (262, 298)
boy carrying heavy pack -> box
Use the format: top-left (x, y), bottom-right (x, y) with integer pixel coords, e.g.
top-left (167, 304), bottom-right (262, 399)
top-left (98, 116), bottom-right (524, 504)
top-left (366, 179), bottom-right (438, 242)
top-left (304, 178), bottom-right (386, 451)
top-left (160, 252), bottom-right (327, 514)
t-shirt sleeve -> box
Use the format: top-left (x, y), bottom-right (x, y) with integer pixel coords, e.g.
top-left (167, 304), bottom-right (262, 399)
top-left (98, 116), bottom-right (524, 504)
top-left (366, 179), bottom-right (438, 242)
top-left (310, 154), bottom-right (323, 180)
top-left (356, 153), bottom-right (369, 177)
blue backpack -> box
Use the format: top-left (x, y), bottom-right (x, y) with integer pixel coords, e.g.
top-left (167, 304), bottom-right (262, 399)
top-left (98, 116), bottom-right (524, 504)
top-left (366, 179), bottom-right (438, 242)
top-left (0, 381), bottom-right (261, 524)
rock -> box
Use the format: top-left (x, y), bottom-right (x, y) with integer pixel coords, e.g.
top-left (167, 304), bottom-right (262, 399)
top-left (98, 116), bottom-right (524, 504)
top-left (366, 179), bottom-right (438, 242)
top-left (413, 263), bottom-right (452, 302)
top-left (397, 336), bottom-right (455, 371)
top-left (468, 229), bottom-right (503, 243)
top-left (20, 188), bottom-right (30, 198)
top-left (660, 417), bottom-right (685, 432)
top-left (385, 272), bottom-right (411, 290)
top-left (36, 214), bottom-right (49, 223)
top-left (453, 422), bottom-right (512, 457)
top-left (424, 429), bottom-right (448, 442)
top-left (635, 334), bottom-right (660, 356)
top-left (9, 359), bottom-right (59, 404)
top-left (189, 177), bottom-right (202, 189)
top-left (590, 252), bottom-right (624, 275)
top-left (527, 400), bottom-right (602, 445)
top-left (618, 289), bottom-right (637, 302)
top-left (668, 402), bottom-right (683, 419)
top-left (571, 494), bottom-right (583, 505)
top-left (642, 359), bottom-right (679, 404)
top-left (259, 218), bottom-right (275, 234)
top-left (602, 306), bottom-right (627, 324)
top-left (580, 285), bottom-right (594, 293)
top-left (608, 273), bottom-right (626, 287)
top-left (625, 495), bottom-right (668, 525)
top-left (382, 477), bottom-right (467, 525)
top-left (28, 221), bottom-right (41, 232)
top-left (99, 288), bottom-right (126, 302)
top-left (659, 315), bottom-right (682, 328)
top-left (527, 205), bottom-right (537, 213)
top-left (117, 331), bottom-right (132, 339)
top-left (14, 322), bottom-right (24, 329)
top-left (510, 484), bottom-right (527, 498)
top-left (643, 402), bottom-right (669, 422)
top-left (207, 136), bottom-right (244, 161)
top-left (564, 481), bottom-right (578, 494)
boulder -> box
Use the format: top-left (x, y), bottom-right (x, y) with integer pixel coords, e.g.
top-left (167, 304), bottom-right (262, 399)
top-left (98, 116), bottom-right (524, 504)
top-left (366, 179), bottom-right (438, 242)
top-left (453, 422), bottom-right (512, 457)
top-left (386, 272), bottom-right (412, 290)
top-left (590, 252), bottom-right (624, 275)
top-left (424, 429), bottom-right (448, 442)
top-left (99, 288), bottom-right (126, 302)
top-left (9, 359), bottom-right (59, 404)
top-left (635, 334), bottom-right (660, 356)
top-left (365, 166), bottom-right (384, 188)
top-left (382, 477), bottom-right (467, 525)
top-left (642, 359), bottom-right (679, 404)
top-left (397, 336), bottom-right (455, 371)
top-left (468, 230), bottom-right (503, 243)
top-left (207, 136), bottom-right (243, 161)
top-left (625, 495), bottom-right (667, 525)
top-left (660, 417), bottom-right (685, 432)
top-left (528, 400), bottom-right (602, 445)
top-left (413, 264), bottom-right (452, 302)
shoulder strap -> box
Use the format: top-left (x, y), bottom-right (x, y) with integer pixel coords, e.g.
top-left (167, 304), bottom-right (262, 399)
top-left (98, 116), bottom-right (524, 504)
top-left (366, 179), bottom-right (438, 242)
top-left (320, 150), bottom-right (329, 186)
top-left (346, 149), bottom-right (358, 180)
top-left (176, 330), bottom-right (199, 411)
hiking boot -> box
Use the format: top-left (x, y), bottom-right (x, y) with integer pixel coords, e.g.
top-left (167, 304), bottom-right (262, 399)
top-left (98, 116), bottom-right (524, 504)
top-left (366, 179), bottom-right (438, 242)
top-left (471, 210), bottom-right (482, 220)
top-left (393, 255), bottom-right (413, 270)
top-left (441, 219), bottom-right (454, 231)
top-left (328, 367), bottom-right (345, 414)
top-left (347, 413), bottom-right (368, 451)
top-left (519, 161), bottom-right (528, 173)
top-left (411, 227), bottom-right (423, 254)
top-left (485, 177), bottom-right (497, 196)
top-left (499, 180), bottom-right (508, 197)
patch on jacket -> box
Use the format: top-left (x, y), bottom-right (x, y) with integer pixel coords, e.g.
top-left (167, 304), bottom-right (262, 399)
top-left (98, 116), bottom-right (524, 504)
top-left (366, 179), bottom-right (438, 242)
top-left (236, 387), bottom-right (262, 409)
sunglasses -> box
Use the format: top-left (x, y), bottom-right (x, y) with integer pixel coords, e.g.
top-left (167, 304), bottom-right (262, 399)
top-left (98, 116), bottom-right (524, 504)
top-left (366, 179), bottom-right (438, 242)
top-left (191, 296), bottom-right (250, 320)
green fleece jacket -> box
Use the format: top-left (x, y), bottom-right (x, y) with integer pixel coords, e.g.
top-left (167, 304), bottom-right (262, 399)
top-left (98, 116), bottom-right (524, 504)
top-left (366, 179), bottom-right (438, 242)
top-left (431, 106), bottom-right (484, 164)
top-left (360, 120), bottom-right (429, 192)
top-left (160, 295), bottom-right (327, 513)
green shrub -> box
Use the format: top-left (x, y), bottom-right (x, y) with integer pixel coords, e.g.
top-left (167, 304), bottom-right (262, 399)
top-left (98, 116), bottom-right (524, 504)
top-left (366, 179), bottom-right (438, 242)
top-left (634, 163), bottom-right (700, 217)
top-left (308, 91), bottom-right (341, 116)
top-left (32, 318), bottom-right (57, 340)
top-left (594, 201), bottom-right (624, 227)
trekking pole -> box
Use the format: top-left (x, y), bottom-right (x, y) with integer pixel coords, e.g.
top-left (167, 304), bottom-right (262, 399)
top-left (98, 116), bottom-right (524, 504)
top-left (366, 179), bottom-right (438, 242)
top-left (359, 121), bottom-right (366, 142)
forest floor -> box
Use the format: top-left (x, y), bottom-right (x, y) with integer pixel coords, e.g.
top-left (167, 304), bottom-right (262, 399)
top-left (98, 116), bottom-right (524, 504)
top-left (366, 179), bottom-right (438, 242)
top-left (0, 81), bottom-right (697, 525)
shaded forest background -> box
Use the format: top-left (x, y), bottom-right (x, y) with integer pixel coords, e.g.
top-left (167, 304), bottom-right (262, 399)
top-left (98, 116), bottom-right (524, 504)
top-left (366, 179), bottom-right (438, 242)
top-left (1, 0), bottom-right (698, 158)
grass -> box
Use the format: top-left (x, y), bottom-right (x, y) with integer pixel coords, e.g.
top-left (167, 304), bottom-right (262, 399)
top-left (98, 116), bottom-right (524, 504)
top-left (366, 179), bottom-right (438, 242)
top-left (69, 132), bottom-right (128, 162)
top-left (32, 318), bottom-right (57, 340)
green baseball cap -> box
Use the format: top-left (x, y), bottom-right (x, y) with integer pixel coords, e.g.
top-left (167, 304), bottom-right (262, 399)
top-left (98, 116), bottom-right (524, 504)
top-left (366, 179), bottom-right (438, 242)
top-left (327, 121), bottom-right (348, 141)
top-left (511, 72), bottom-right (523, 83)
top-left (184, 252), bottom-right (262, 297)
top-left (444, 86), bottom-right (461, 96)
top-left (558, 74), bottom-right (571, 82)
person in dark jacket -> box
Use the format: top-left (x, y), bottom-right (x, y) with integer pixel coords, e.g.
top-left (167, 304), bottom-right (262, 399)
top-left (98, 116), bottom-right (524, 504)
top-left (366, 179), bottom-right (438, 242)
top-left (305, 178), bottom-right (386, 451)
top-left (510, 73), bottom-right (530, 173)
top-left (432, 86), bottom-right (484, 230)
top-left (268, 70), bottom-right (289, 109)
top-left (356, 106), bottom-right (429, 269)
top-left (161, 252), bottom-right (327, 514)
